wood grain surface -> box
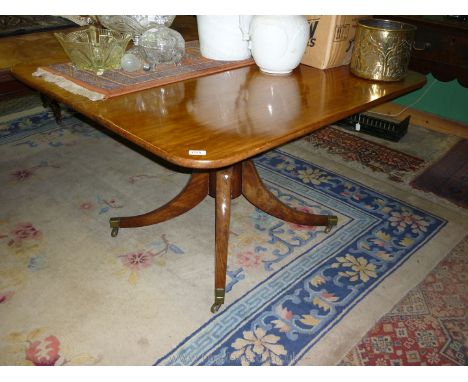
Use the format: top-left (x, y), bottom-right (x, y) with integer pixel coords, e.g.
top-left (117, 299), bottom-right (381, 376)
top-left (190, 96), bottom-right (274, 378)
top-left (11, 63), bottom-right (426, 169)
top-left (214, 167), bottom-right (233, 290)
top-left (113, 172), bottom-right (209, 229)
top-left (242, 160), bottom-right (330, 226)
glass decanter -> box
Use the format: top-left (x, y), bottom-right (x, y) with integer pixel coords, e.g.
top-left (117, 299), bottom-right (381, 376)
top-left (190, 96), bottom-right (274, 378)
top-left (139, 26), bottom-right (185, 68)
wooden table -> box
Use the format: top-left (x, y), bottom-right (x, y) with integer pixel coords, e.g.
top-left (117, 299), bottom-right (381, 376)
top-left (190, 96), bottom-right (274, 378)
top-left (11, 62), bottom-right (426, 312)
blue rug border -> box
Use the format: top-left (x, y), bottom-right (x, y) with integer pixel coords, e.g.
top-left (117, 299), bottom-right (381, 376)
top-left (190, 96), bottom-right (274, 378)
top-left (274, 148), bottom-right (445, 223)
top-left (1, 106), bottom-right (447, 366)
top-left (154, 150), bottom-right (447, 365)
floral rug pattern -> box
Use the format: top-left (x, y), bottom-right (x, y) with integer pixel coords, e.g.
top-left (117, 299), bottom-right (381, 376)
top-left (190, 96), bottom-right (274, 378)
top-left (340, 235), bottom-right (468, 366)
top-left (2, 328), bottom-right (101, 366)
top-left (154, 150), bottom-right (445, 365)
top-left (0, 108), bottom-right (462, 365)
top-left (304, 126), bottom-right (425, 182)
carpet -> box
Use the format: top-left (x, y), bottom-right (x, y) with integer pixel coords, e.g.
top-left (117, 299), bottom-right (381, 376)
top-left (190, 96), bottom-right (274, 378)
top-left (304, 126), bottom-right (425, 183)
top-left (301, 124), bottom-right (462, 212)
top-left (0, 106), bottom-right (467, 365)
top-left (410, 139), bottom-right (468, 210)
top-left (0, 16), bottom-right (76, 38)
top-left (340, 234), bottom-right (468, 366)
top-left (0, 94), bottom-right (43, 118)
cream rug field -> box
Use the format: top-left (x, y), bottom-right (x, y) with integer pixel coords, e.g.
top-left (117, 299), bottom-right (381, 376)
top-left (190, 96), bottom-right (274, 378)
top-left (0, 106), bottom-right (466, 365)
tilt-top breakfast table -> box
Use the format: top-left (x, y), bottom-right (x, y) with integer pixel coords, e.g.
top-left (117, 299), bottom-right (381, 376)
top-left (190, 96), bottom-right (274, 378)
top-left (11, 62), bottom-right (426, 312)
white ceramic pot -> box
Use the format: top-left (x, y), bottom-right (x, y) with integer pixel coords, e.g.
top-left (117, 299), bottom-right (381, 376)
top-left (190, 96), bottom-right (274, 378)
top-left (248, 16), bottom-right (309, 74)
top-left (197, 15), bottom-right (253, 61)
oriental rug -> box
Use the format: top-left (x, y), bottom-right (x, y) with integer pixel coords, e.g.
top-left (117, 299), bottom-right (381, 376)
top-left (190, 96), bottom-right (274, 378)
top-left (410, 139), bottom-right (468, 210)
top-left (303, 126), bottom-right (425, 183)
top-left (0, 107), bottom-right (466, 365)
top-left (302, 124), bottom-right (461, 212)
top-left (340, 234), bottom-right (468, 366)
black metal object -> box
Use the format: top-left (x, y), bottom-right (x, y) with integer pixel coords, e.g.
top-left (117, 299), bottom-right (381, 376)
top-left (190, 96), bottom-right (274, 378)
top-left (335, 113), bottom-right (411, 141)
top-left (40, 93), bottom-right (62, 125)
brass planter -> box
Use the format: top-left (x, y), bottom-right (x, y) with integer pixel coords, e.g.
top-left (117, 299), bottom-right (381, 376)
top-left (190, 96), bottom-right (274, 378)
top-left (350, 19), bottom-right (416, 81)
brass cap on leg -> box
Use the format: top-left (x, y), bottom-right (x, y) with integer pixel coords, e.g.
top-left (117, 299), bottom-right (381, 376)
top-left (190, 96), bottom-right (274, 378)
top-left (109, 217), bottom-right (120, 237)
top-left (325, 215), bottom-right (338, 233)
top-left (210, 288), bottom-right (225, 313)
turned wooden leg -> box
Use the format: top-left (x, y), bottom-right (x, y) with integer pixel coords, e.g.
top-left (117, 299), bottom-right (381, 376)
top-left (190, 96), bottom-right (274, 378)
top-left (241, 160), bottom-right (338, 232)
top-left (109, 172), bottom-right (209, 237)
top-left (209, 163), bottom-right (242, 199)
top-left (40, 93), bottom-right (62, 124)
top-left (211, 166), bottom-right (233, 313)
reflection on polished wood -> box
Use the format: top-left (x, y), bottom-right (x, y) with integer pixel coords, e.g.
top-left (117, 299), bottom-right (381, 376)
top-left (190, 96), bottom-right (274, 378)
top-left (212, 167), bottom-right (233, 313)
top-left (209, 163), bottom-right (242, 199)
top-left (11, 52), bottom-right (426, 312)
top-left (11, 64), bottom-right (426, 169)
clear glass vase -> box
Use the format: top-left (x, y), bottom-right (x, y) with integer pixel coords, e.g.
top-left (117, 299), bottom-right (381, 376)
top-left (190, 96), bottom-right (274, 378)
top-left (140, 26), bottom-right (185, 68)
top-left (97, 15), bottom-right (176, 39)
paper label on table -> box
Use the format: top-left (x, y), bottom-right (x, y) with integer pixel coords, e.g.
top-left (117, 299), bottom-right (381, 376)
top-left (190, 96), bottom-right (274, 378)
top-left (189, 150), bottom-right (207, 156)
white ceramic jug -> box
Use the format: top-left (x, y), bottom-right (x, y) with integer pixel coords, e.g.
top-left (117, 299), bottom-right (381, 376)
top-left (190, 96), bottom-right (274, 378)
top-left (197, 15), bottom-right (253, 61)
top-left (248, 16), bottom-right (309, 74)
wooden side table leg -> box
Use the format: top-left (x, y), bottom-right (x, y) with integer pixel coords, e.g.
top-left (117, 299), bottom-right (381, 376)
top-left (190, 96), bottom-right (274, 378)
top-left (109, 172), bottom-right (209, 237)
top-left (242, 160), bottom-right (338, 232)
top-left (211, 166), bottom-right (233, 313)
top-left (40, 93), bottom-right (62, 124)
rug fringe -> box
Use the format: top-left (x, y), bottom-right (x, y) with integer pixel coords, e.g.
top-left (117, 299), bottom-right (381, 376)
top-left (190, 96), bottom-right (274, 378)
top-left (33, 68), bottom-right (105, 101)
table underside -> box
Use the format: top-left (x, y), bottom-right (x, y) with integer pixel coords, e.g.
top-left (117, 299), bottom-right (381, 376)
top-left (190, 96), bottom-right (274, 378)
top-left (10, 62), bottom-right (425, 312)
top-left (109, 159), bottom-right (337, 312)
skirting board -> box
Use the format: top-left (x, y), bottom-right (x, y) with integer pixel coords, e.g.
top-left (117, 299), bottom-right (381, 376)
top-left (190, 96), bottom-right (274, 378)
top-left (370, 102), bottom-right (468, 139)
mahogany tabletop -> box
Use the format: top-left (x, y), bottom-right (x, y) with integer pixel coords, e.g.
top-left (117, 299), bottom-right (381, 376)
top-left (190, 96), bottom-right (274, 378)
top-left (11, 63), bottom-right (426, 169)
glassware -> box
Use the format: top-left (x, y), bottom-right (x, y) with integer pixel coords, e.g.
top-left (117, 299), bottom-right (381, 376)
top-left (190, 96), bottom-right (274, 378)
top-left (119, 37), bottom-right (153, 72)
top-left (96, 16), bottom-right (177, 69)
top-left (55, 27), bottom-right (131, 75)
top-left (140, 26), bottom-right (185, 68)
top-left (120, 52), bottom-right (143, 72)
top-left (97, 15), bottom-right (176, 39)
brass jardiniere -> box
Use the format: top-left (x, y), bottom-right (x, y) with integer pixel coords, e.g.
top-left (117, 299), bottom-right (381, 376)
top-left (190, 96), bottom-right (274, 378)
top-left (350, 19), bottom-right (417, 81)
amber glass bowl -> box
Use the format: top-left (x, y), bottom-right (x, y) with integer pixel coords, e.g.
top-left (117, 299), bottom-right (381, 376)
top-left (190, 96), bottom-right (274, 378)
top-left (55, 27), bottom-right (132, 75)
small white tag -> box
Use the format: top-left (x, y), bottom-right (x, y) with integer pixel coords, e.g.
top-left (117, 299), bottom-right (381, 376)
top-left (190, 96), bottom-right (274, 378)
top-left (188, 150), bottom-right (207, 156)
top-left (355, 122), bottom-right (361, 131)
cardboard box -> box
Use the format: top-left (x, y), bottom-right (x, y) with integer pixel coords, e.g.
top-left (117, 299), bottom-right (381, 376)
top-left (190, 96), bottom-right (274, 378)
top-left (301, 15), bottom-right (366, 69)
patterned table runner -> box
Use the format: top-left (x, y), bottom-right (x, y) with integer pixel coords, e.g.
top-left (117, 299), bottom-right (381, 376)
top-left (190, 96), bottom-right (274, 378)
top-left (33, 40), bottom-right (255, 100)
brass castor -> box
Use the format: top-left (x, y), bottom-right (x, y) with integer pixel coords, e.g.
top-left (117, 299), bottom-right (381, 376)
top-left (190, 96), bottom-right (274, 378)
top-left (109, 217), bottom-right (120, 237)
top-left (324, 215), bottom-right (338, 233)
top-left (210, 288), bottom-right (225, 313)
